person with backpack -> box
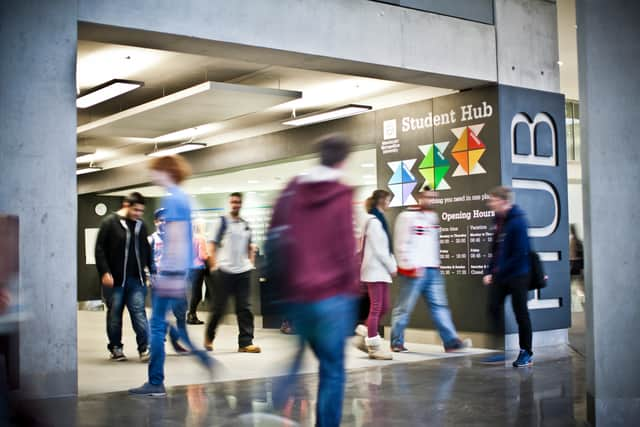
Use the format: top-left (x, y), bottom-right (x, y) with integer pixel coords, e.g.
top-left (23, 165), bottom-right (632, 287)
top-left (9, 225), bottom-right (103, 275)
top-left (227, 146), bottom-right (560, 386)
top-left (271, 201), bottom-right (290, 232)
top-left (268, 134), bottom-right (359, 427)
top-left (355, 189), bottom-right (397, 360)
top-left (205, 192), bottom-right (261, 353)
top-left (481, 186), bottom-right (534, 367)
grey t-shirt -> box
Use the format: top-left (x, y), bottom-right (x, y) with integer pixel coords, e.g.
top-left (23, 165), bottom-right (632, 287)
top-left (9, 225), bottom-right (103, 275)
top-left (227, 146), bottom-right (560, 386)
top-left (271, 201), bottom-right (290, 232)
top-left (209, 215), bottom-right (253, 274)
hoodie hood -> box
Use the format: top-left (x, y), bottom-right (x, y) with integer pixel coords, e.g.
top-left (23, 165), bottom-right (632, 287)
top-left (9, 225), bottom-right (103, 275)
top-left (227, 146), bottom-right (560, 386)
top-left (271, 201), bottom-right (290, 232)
top-left (295, 165), bottom-right (351, 208)
top-left (506, 204), bottom-right (526, 220)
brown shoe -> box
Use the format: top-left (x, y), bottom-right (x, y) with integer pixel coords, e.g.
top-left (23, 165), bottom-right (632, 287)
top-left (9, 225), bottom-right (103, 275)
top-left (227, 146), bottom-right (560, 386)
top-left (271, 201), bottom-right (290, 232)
top-left (204, 339), bottom-right (213, 352)
top-left (238, 344), bottom-right (261, 353)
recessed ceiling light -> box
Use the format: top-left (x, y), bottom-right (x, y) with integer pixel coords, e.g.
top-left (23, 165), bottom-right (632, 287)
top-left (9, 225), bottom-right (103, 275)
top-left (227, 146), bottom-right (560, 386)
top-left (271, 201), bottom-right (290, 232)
top-left (76, 79), bottom-right (143, 109)
top-left (147, 142), bottom-right (206, 157)
top-left (361, 163), bottom-right (375, 168)
top-left (557, 61), bottom-right (564, 66)
top-left (363, 174), bottom-right (375, 180)
top-left (248, 180), bottom-right (259, 184)
top-left (283, 105), bottom-right (372, 126)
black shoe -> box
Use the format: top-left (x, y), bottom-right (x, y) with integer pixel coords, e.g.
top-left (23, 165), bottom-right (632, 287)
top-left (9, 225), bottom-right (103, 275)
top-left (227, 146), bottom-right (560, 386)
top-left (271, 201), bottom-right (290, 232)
top-left (187, 314), bottom-right (204, 325)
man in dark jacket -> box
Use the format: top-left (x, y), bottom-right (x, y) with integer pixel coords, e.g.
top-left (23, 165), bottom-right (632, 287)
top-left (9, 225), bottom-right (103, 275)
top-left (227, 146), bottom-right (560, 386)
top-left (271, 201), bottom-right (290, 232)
top-left (95, 192), bottom-right (152, 362)
top-left (270, 134), bottom-right (359, 427)
top-left (482, 186), bottom-right (533, 367)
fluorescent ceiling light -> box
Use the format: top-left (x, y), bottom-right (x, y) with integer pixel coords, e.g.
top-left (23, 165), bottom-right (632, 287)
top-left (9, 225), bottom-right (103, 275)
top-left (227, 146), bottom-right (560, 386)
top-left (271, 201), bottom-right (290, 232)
top-left (154, 124), bottom-right (220, 143)
top-left (283, 104), bottom-right (372, 126)
top-left (248, 180), bottom-right (260, 184)
top-left (76, 152), bottom-right (96, 163)
top-left (77, 79), bottom-right (143, 109)
top-left (76, 166), bottom-right (103, 175)
top-left (147, 142), bottom-right (207, 158)
top-left (361, 163), bottom-right (375, 168)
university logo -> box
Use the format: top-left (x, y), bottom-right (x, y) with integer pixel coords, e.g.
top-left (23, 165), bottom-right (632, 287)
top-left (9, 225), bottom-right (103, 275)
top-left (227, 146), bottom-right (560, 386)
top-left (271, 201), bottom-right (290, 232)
top-left (383, 119), bottom-right (397, 140)
top-left (387, 159), bottom-right (417, 207)
top-left (450, 124), bottom-right (487, 176)
top-left (418, 142), bottom-right (451, 190)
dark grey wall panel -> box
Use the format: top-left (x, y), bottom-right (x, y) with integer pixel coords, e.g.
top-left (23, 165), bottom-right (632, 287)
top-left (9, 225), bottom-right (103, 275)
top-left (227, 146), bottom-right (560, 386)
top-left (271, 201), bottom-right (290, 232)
top-left (374, 87), bottom-right (501, 333)
top-left (372, 0), bottom-right (494, 24)
top-left (498, 85), bottom-right (570, 334)
top-left (77, 195), bottom-right (159, 301)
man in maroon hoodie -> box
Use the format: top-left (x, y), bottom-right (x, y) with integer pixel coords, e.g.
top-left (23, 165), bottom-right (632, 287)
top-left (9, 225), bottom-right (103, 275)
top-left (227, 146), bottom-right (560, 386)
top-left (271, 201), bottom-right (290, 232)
top-left (270, 134), bottom-right (359, 427)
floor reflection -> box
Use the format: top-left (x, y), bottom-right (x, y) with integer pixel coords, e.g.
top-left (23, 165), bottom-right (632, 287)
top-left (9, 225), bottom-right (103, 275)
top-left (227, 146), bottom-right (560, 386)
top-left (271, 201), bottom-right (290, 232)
top-left (22, 346), bottom-right (585, 426)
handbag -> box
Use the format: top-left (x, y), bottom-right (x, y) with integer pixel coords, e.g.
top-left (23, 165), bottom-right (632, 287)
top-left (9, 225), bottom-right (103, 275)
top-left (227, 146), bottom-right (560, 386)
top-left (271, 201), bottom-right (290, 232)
top-left (528, 249), bottom-right (547, 290)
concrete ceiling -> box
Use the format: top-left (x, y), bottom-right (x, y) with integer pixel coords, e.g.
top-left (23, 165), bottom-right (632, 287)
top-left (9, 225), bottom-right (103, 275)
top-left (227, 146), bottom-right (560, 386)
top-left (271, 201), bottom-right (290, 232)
top-left (77, 40), bottom-right (454, 171)
top-left (102, 148), bottom-right (377, 197)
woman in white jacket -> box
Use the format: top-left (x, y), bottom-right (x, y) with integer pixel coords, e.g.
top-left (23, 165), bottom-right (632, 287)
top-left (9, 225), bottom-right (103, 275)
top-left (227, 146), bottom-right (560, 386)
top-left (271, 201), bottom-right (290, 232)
top-left (357, 190), bottom-right (397, 360)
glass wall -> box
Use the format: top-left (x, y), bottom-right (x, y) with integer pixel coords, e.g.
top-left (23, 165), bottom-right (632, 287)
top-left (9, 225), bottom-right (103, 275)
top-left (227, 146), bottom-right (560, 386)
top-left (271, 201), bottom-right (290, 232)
top-left (566, 100), bottom-right (581, 161)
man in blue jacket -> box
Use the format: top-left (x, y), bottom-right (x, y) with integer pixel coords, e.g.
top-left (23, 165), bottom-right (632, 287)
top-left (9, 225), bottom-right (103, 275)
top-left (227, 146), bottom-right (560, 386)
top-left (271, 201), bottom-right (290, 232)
top-left (482, 186), bottom-right (533, 367)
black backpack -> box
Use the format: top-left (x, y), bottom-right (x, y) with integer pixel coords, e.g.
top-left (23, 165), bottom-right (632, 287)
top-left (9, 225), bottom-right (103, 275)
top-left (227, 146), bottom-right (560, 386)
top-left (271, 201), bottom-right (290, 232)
top-left (528, 249), bottom-right (547, 290)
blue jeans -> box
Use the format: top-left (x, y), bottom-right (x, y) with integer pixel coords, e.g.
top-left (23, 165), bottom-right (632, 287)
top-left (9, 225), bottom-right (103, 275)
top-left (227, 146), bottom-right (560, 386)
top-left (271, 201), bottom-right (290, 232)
top-left (390, 268), bottom-right (459, 348)
top-left (104, 277), bottom-right (149, 352)
top-left (149, 294), bottom-right (211, 385)
top-left (275, 295), bottom-right (356, 427)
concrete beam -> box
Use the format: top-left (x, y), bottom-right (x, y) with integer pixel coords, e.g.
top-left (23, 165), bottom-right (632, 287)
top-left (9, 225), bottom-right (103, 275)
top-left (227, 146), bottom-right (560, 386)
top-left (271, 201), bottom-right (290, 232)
top-left (78, 0), bottom-right (497, 88)
top-left (494, 0), bottom-right (561, 92)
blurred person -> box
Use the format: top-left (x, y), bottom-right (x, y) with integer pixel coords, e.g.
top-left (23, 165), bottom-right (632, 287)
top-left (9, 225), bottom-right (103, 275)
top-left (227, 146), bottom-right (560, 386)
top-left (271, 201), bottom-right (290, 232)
top-left (187, 219), bottom-right (208, 324)
top-left (129, 155), bottom-right (213, 397)
top-left (148, 208), bottom-right (189, 354)
top-left (95, 192), bottom-right (152, 362)
top-left (569, 224), bottom-right (584, 277)
top-left (270, 134), bottom-right (359, 427)
top-left (569, 223), bottom-right (585, 310)
top-left (354, 190), bottom-right (397, 360)
top-left (481, 186), bottom-right (533, 367)
top-left (390, 185), bottom-right (471, 353)
top-left (205, 192), bottom-right (261, 353)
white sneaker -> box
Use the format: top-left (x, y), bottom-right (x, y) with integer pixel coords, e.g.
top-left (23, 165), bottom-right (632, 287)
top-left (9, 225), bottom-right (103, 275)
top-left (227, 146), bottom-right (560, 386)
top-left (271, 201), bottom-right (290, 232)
top-left (139, 349), bottom-right (151, 362)
top-left (354, 325), bottom-right (368, 353)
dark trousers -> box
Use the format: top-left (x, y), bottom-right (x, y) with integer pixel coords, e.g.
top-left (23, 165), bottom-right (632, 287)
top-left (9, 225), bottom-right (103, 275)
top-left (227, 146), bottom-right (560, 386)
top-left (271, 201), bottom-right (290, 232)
top-left (488, 274), bottom-right (532, 353)
top-left (188, 268), bottom-right (208, 316)
top-left (206, 270), bottom-right (254, 347)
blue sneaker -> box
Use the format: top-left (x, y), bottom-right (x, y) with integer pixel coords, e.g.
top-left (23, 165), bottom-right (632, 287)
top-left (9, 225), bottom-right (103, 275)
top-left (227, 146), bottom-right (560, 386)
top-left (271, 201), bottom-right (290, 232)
top-left (128, 382), bottom-right (166, 397)
top-left (512, 350), bottom-right (533, 367)
top-left (480, 353), bottom-right (506, 364)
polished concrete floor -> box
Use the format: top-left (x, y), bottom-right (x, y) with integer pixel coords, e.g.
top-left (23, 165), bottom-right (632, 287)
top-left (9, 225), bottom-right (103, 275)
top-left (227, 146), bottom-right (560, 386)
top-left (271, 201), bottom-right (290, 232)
top-left (10, 344), bottom-right (587, 426)
top-left (77, 310), bottom-right (492, 395)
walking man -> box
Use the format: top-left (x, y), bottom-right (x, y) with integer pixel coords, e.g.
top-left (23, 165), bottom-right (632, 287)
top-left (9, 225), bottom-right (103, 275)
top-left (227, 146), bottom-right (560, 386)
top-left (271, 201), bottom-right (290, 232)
top-left (390, 185), bottom-right (471, 353)
top-left (482, 186), bottom-right (534, 367)
top-left (205, 192), bottom-right (261, 353)
top-left (129, 155), bottom-right (212, 397)
top-left (95, 192), bottom-right (152, 362)
top-left (270, 134), bottom-right (359, 427)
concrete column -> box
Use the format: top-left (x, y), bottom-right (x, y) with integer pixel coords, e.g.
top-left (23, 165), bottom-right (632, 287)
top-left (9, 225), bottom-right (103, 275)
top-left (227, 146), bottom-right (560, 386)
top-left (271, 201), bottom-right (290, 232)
top-left (494, 0), bottom-right (561, 93)
top-left (0, 1), bottom-right (78, 398)
top-left (577, 1), bottom-right (640, 424)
